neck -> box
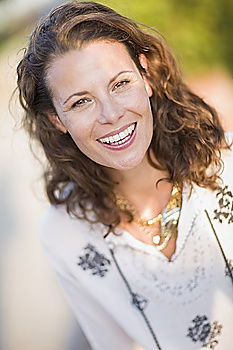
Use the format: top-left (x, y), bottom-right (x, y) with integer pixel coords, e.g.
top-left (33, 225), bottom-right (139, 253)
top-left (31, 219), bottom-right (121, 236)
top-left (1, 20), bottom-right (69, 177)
top-left (107, 154), bottom-right (172, 216)
top-left (107, 154), bottom-right (180, 258)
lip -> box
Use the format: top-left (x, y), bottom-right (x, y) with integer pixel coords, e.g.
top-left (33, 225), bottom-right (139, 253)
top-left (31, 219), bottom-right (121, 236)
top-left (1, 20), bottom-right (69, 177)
top-left (96, 122), bottom-right (136, 140)
top-left (97, 123), bottom-right (137, 151)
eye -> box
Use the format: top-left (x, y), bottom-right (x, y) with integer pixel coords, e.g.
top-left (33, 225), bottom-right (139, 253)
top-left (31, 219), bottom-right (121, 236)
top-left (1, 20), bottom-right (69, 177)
top-left (113, 79), bottom-right (130, 91)
top-left (71, 97), bottom-right (91, 109)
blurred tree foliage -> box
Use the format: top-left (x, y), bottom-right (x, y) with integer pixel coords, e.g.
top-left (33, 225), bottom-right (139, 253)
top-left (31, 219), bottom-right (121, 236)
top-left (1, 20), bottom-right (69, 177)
top-left (1, 0), bottom-right (232, 75)
top-left (100, 0), bottom-right (233, 75)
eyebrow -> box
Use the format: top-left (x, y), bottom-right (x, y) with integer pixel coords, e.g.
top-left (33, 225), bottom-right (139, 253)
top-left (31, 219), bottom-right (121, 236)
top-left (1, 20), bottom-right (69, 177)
top-left (63, 90), bottom-right (89, 105)
top-left (62, 70), bottom-right (134, 106)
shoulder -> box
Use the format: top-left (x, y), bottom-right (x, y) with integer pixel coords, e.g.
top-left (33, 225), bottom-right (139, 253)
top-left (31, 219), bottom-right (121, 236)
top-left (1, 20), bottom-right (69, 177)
top-left (39, 204), bottom-right (108, 264)
top-left (190, 133), bottom-right (233, 230)
top-left (212, 135), bottom-right (233, 227)
top-left (195, 133), bottom-right (233, 211)
top-left (180, 134), bottom-right (233, 234)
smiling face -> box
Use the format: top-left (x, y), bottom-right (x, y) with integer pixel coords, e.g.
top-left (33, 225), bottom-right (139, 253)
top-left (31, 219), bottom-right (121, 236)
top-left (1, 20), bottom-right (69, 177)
top-left (46, 40), bottom-right (153, 171)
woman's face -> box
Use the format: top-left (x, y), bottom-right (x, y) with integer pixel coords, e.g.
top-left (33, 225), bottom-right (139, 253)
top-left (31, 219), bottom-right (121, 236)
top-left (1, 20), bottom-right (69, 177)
top-left (46, 40), bottom-right (153, 171)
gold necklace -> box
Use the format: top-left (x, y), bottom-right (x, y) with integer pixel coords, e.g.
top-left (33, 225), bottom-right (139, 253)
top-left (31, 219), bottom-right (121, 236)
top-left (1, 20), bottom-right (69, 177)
top-left (114, 186), bottom-right (182, 251)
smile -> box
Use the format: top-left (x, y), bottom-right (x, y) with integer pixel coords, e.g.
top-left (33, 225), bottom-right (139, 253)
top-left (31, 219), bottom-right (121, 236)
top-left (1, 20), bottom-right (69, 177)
top-left (97, 122), bottom-right (137, 150)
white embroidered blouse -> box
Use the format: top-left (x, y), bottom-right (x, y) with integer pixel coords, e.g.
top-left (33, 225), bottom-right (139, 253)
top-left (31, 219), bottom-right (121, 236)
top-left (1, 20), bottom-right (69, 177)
top-left (39, 134), bottom-right (233, 350)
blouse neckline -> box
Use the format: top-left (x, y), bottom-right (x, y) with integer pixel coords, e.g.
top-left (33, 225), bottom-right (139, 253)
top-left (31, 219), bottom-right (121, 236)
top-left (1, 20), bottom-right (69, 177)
top-left (105, 184), bottom-right (202, 263)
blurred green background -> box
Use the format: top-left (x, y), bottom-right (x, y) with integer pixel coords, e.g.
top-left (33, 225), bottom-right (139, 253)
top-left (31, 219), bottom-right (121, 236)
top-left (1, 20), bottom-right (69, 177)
top-left (1, 0), bottom-right (233, 75)
top-left (102, 0), bottom-right (233, 76)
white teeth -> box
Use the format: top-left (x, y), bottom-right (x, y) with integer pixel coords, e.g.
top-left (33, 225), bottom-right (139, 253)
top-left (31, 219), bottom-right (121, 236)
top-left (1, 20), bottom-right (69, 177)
top-left (119, 131), bottom-right (125, 139)
top-left (98, 123), bottom-right (136, 145)
top-left (113, 134), bottom-right (120, 141)
top-left (129, 124), bottom-right (134, 132)
top-left (101, 136), bottom-right (109, 143)
top-left (122, 129), bottom-right (128, 138)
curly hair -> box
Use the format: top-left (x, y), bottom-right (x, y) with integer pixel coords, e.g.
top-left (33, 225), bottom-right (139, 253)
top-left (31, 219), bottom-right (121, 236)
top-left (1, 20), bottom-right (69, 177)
top-left (16, 0), bottom-right (229, 228)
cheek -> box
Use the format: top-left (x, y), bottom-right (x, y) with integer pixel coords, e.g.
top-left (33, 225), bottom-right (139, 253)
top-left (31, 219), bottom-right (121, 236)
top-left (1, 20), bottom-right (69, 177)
top-left (69, 128), bottom-right (89, 147)
top-left (133, 91), bottom-right (153, 127)
top-left (136, 92), bottom-right (151, 112)
top-left (64, 117), bottom-right (91, 140)
top-left (120, 86), bottom-right (152, 113)
top-left (62, 122), bottom-right (91, 153)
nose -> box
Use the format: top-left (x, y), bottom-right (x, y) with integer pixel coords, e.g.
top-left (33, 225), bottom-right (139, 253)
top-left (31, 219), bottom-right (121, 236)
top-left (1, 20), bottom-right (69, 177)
top-left (97, 95), bottom-right (124, 124)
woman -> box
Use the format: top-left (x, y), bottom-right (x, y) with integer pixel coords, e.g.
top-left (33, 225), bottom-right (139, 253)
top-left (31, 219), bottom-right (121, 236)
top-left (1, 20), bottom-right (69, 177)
top-left (17, 1), bottom-right (233, 349)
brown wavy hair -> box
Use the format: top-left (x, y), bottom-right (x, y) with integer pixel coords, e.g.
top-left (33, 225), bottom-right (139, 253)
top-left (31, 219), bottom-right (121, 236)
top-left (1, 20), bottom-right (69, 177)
top-left (16, 0), bottom-right (229, 229)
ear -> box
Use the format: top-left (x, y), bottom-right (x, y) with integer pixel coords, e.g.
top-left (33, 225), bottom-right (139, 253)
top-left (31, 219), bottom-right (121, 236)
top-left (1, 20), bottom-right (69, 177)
top-left (48, 113), bottom-right (67, 134)
top-left (138, 54), bottom-right (153, 97)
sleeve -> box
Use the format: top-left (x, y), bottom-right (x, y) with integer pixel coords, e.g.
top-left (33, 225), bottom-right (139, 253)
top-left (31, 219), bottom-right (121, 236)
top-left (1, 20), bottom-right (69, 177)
top-left (40, 239), bottom-right (141, 350)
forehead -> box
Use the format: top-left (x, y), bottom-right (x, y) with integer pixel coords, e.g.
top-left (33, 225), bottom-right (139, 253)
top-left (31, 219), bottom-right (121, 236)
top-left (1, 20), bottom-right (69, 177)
top-left (46, 40), bottom-right (137, 96)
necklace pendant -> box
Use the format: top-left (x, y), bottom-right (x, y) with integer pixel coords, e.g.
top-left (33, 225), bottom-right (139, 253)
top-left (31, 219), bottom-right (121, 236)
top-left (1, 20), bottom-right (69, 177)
top-left (115, 184), bottom-right (182, 251)
top-left (152, 235), bottom-right (161, 245)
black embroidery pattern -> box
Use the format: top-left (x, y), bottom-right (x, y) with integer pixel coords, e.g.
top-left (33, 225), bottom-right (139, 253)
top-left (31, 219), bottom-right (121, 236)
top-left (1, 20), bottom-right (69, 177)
top-left (187, 315), bottom-right (223, 349)
top-left (213, 186), bottom-right (233, 224)
top-left (77, 243), bottom-right (111, 277)
top-left (108, 247), bottom-right (162, 350)
top-left (206, 321), bottom-right (224, 349)
top-left (131, 292), bottom-right (148, 311)
top-left (225, 259), bottom-right (233, 278)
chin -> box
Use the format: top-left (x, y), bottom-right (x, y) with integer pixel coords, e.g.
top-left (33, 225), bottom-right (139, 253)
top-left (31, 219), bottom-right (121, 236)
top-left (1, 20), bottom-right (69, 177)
top-left (109, 153), bottom-right (146, 171)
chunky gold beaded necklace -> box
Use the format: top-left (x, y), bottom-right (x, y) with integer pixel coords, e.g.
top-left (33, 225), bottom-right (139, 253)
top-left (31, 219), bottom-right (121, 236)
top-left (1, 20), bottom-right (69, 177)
top-left (114, 186), bottom-right (182, 251)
